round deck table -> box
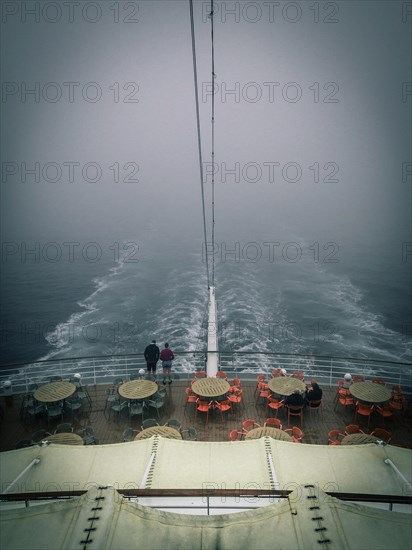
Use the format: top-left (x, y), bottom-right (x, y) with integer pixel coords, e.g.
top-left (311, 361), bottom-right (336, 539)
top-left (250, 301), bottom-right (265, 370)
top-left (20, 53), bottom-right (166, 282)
top-left (134, 426), bottom-right (182, 440)
top-left (191, 378), bottom-right (230, 398)
top-left (34, 382), bottom-right (76, 403)
top-left (341, 433), bottom-right (380, 446)
top-left (118, 380), bottom-right (158, 400)
top-left (245, 427), bottom-right (293, 441)
top-left (268, 377), bottom-right (306, 397)
top-left (41, 433), bottom-right (83, 445)
top-left (349, 381), bottom-right (391, 404)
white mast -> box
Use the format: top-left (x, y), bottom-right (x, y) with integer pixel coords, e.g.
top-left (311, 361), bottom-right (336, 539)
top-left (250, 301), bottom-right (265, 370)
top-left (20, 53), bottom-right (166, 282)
top-left (206, 286), bottom-right (218, 376)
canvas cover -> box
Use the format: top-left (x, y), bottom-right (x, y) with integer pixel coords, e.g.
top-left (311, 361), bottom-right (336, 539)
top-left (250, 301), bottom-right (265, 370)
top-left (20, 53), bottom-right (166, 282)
top-left (0, 484), bottom-right (411, 550)
top-left (1, 437), bottom-right (410, 496)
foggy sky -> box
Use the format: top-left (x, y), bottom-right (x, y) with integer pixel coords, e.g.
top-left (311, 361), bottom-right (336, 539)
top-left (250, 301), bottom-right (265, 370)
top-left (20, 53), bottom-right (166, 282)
top-left (1, 0), bottom-right (411, 261)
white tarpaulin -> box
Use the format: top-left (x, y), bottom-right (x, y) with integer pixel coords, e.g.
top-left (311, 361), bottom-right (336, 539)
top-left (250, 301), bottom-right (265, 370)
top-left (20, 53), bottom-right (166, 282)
top-left (1, 437), bottom-right (410, 496)
top-left (1, 485), bottom-right (411, 550)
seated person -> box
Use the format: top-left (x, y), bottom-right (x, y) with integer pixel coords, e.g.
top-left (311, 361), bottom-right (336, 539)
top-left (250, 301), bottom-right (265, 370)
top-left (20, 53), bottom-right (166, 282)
top-left (285, 389), bottom-right (304, 407)
top-left (305, 382), bottom-right (323, 405)
top-left (342, 373), bottom-right (352, 389)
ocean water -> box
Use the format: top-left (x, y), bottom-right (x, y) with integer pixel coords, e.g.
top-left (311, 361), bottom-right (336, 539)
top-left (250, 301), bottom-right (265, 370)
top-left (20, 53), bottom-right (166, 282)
top-left (1, 226), bottom-right (411, 372)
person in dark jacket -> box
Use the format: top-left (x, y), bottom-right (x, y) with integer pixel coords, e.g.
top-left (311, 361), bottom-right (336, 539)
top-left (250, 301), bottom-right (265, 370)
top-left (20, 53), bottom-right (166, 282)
top-left (285, 389), bottom-right (304, 407)
top-left (144, 340), bottom-right (160, 376)
top-left (160, 343), bottom-right (174, 385)
top-left (305, 382), bottom-right (323, 406)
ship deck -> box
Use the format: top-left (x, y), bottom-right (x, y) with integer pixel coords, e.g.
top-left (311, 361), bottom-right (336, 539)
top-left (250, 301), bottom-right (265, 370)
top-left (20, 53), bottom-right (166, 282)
top-left (1, 381), bottom-right (411, 452)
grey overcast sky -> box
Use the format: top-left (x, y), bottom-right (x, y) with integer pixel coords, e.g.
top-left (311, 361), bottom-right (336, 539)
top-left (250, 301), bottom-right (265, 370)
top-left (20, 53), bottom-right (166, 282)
top-left (1, 1), bottom-right (411, 255)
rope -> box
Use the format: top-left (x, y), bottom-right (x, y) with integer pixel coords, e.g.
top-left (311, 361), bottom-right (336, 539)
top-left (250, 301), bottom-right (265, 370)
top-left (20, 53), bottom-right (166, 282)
top-left (189, 0), bottom-right (210, 289)
top-left (210, 2), bottom-right (216, 288)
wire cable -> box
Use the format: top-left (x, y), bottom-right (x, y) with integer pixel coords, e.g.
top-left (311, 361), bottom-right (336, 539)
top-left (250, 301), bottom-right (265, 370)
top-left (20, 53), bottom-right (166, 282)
top-left (210, 2), bottom-right (216, 288)
top-left (189, 0), bottom-right (210, 289)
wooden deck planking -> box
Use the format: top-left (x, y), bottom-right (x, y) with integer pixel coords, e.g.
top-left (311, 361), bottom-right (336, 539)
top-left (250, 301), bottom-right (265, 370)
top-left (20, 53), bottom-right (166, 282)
top-left (1, 381), bottom-right (411, 451)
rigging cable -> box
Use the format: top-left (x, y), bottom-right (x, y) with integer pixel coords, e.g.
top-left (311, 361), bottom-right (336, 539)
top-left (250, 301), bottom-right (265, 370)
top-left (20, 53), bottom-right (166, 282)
top-left (189, 0), bottom-right (210, 289)
top-left (210, 2), bottom-right (216, 288)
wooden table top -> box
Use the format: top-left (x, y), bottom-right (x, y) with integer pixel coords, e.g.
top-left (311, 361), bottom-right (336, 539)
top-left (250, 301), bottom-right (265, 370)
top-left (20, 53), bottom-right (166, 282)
top-left (245, 427), bottom-right (293, 441)
top-left (134, 426), bottom-right (182, 440)
top-left (118, 380), bottom-right (158, 400)
top-left (34, 382), bottom-right (76, 403)
top-left (341, 433), bottom-right (380, 446)
top-left (268, 377), bottom-right (306, 397)
top-left (349, 381), bottom-right (391, 404)
top-left (41, 433), bottom-right (83, 445)
top-left (191, 378), bottom-right (230, 398)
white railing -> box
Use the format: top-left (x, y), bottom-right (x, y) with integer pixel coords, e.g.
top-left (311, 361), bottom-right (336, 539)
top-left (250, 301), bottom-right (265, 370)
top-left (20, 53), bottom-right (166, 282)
top-left (0, 351), bottom-right (411, 395)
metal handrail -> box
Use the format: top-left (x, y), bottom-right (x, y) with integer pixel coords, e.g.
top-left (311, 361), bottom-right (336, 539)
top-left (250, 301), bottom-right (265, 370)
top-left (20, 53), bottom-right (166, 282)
top-left (1, 350), bottom-right (411, 395)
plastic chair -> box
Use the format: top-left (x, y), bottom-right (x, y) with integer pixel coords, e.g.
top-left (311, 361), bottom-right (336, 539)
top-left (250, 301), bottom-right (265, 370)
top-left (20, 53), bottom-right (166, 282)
top-left (290, 372), bottom-right (305, 381)
top-left (228, 388), bottom-right (243, 414)
top-left (65, 395), bottom-right (83, 418)
top-left (389, 393), bottom-right (405, 414)
top-left (122, 427), bottom-right (139, 442)
top-left (214, 399), bottom-right (232, 421)
top-left (333, 380), bottom-right (345, 403)
top-left (242, 419), bottom-right (260, 433)
top-left (286, 405), bottom-right (303, 427)
top-left (195, 399), bottom-right (213, 426)
top-left (328, 430), bottom-right (343, 445)
top-left (46, 402), bottom-right (64, 426)
top-left (184, 387), bottom-right (198, 410)
top-left (264, 418), bottom-right (282, 429)
top-left (285, 426), bottom-right (303, 443)
top-left (19, 394), bottom-right (34, 420)
top-left (194, 371), bottom-right (207, 379)
top-left (354, 402), bottom-right (374, 428)
top-left (80, 426), bottom-right (100, 445)
top-left (370, 428), bottom-right (392, 443)
top-left (109, 398), bottom-right (128, 422)
top-left (372, 378), bottom-right (386, 386)
top-left (271, 369), bottom-right (283, 378)
top-left (254, 374), bottom-right (267, 396)
top-left (104, 387), bottom-right (118, 417)
top-left (352, 375), bottom-right (365, 382)
top-left (142, 418), bottom-right (159, 430)
top-left (256, 383), bottom-right (270, 404)
top-left (308, 399), bottom-right (323, 419)
top-left (216, 371), bottom-right (228, 380)
top-left (229, 429), bottom-right (243, 441)
top-left (154, 387), bottom-right (167, 400)
top-left (181, 427), bottom-right (198, 441)
top-left (31, 429), bottom-right (51, 443)
top-left (230, 377), bottom-right (241, 388)
top-left (165, 418), bottom-right (182, 431)
top-left (54, 423), bottom-right (73, 434)
top-left (267, 397), bottom-right (284, 418)
top-left (334, 389), bottom-right (354, 412)
top-left (145, 397), bottom-right (165, 419)
top-left (76, 385), bottom-right (92, 409)
top-left (344, 424), bottom-right (364, 435)
top-left (23, 402), bottom-right (46, 424)
top-left (374, 404), bottom-right (393, 426)
top-left (128, 401), bottom-right (145, 422)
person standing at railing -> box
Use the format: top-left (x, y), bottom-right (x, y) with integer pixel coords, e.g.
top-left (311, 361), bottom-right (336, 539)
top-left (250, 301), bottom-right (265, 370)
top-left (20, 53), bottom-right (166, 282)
top-left (160, 343), bottom-right (175, 385)
top-left (144, 340), bottom-right (160, 378)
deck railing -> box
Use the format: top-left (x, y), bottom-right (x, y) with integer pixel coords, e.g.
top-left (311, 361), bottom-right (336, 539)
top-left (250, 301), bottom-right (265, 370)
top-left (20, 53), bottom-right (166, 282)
top-left (1, 351), bottom-right (411, 395)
